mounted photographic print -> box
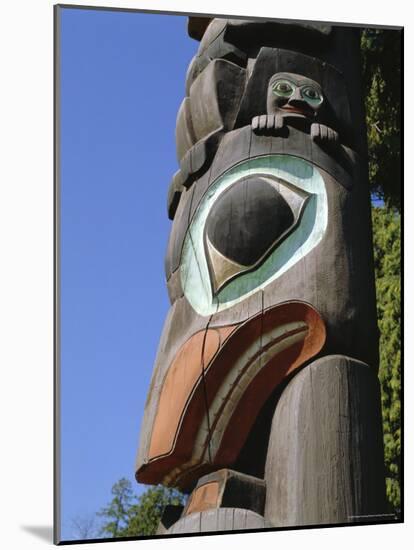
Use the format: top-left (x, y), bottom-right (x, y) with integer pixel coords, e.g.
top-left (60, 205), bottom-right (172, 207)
top-left (54, 3), bottom-right (402, 544)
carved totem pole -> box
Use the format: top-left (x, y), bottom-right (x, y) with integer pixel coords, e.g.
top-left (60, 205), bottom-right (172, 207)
top-left (135, 17), bottom-right (387, 533)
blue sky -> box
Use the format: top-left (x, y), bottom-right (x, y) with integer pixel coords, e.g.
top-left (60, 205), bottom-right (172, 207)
top-left (59, 6), bottom-right (198, 540)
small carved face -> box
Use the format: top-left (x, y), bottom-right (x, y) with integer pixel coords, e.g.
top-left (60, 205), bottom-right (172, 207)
top-left (267, 72), bottom-right (324, 118)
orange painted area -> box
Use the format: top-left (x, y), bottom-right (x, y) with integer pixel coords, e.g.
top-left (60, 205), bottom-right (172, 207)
top-left (185, 481), bottom-right (220, 515)
top-left (148, 326), bottom-right (237, 460)
top-left (215, 304), bottom-right (326, 464)
top-left (137, 303), bottom-right (325, 489)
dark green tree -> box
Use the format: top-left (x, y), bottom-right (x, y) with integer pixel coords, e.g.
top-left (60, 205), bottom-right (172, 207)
top-left (372, 207), bottom-right (401, 512)
top-left (361, 29), bottom-right (402, 211)
top-left (97, 478), bottom-right (185, 538)
top-left (361, 27), bottom-right (402, 513)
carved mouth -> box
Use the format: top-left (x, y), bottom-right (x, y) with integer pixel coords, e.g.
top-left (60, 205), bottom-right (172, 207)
top-left (281, 105), bottom-right (314, 117)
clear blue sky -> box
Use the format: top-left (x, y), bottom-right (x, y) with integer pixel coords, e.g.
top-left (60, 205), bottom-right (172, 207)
top-left (59, 6), bottom-right (198, 540)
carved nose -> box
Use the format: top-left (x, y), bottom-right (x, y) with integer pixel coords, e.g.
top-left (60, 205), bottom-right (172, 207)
top-left (287, 96), bottom-right (309, 109)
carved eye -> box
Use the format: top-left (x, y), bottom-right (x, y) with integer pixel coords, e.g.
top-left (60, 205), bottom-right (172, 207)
top-left (301, 86), bottom-right (323, 106)
top-left (204, 176), bottom-right (302, 294)
top-left (272, 80), bottom-right (295, 98)
top-left (180, 155), bottom-right (328, 316)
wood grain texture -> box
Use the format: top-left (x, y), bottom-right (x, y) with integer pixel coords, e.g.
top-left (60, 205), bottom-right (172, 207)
top-left (182, 469), bottom-right (266, 518)
top-left (166, 267), bottom-right (183, 305)
top-left (176, 97), bottom-right (197, 162)
top-left (136, 301), bottom-right (324, 488)
top-left (185, 481), bottom-right (221, 515)
top-left (137, 22), bottom-right (382, 525)
top-left (176, 58), bottom-right (247, 189)
top-left (189, 59), bottom-right (246, 142)
top-left (166, 508), bottom-right (268, 534)
top-left (264, 355), bottom-right (387, 527)
top-left (167, 170), bottom-right (183, 221)
top-left (147, 326), bottom-right (236, 461)
top-left (164, 183), bottom-right (194, 279)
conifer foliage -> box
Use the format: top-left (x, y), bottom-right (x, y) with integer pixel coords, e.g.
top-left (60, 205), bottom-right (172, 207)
top-left (372, 207), bottom-right (401, 512)
top-left (97, 478), bottom-right (185, 537)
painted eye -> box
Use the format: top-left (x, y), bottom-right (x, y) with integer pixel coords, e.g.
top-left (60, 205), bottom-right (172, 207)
top-left (204, 176), bottom-right (297, 294)
top-left (272, 80), bottom-right (295, 97)
top-left (180, 155), bottom-right (328, 316)
top-left (301, 86), bottom-right (323, 106)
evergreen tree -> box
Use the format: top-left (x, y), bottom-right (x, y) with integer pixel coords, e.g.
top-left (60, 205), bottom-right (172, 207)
top-left (120, 484), bottom-right (185, 536)
top-left (361, 29), bottom-right (402, 211)
top-left (361, 28), bottom-right (402, 512)
top-left (97, 478), bottom-right (136, 537)
top-left (97, 478), bottom-right (185, 538)
top-left (372, 207), bottom-right (401, 512)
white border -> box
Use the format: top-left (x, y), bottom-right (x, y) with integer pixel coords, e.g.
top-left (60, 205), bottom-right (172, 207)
top-left (0, 1), bottom-right (409, 549)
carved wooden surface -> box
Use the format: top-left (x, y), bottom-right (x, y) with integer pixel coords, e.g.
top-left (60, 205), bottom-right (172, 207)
top-left (135, 16), bottom-right (385, 529)
top-left (166, 508), bottom-right (270, 534)
top-left (264, 356), bottom-right (387, 526)
top-left (182, 469), bottom-right (266, 518)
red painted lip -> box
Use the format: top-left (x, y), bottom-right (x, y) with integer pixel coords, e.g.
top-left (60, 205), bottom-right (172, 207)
top-left (281, 105), bottom-right (313, 116)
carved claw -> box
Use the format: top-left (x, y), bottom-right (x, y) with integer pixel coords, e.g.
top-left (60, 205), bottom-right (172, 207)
top-left (311, 123), bottom-right (339, 144)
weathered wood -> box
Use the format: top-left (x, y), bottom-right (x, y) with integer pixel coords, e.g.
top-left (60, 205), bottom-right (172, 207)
top-left (175, 98), bottom-right (196, 163)
top-left (177, 58), bottom-right (247, 189)
top-left (156, 505), bottom-right (184, 534)
top-left (136, 19), bottom-right (385, 523)
top-left (166, 508), bottom-right (268, 534)
top-left (182, 469), bottom-right (266, 517)
top-left (166, 268), bottom-right (183, 305)
top-left (189, 59), bottom-right (246, 143)
top-left (166, 169), bottom-right (183, 220)
top-left (164, 183), bottom-right (194, 278)
top-left (264, 355), bottom-right (387, 527)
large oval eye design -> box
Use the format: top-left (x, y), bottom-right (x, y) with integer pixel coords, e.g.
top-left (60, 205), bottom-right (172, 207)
top-left (301, 86), bottom-right (323, 107)
top-left (181, 155), bottom-right (328, 316)
top-left (272, 79), bottom-right (295, 98)
top-left (204, 175), bottom-right (308, 295)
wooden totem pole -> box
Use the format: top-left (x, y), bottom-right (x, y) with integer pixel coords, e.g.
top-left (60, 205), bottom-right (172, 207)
top-left (135, 17), bottom-right (387, 533)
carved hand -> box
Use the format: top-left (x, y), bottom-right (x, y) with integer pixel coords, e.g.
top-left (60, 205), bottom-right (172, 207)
top-left (310, 123), bottom-right (339, 144)
top-left (252, 114), bottom-right (285, 135)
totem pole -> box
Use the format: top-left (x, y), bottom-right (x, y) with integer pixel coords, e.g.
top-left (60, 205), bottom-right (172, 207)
top-left (135, 17), bottom-right (387, 533)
